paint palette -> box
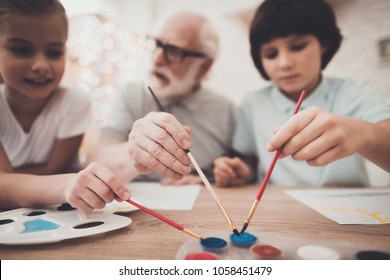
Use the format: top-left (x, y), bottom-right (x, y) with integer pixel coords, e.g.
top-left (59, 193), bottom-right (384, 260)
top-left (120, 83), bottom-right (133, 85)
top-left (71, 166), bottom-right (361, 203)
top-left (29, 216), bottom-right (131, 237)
top-left (104, 200), bottom-right (139, 214)
top-left (176, 231), bottom-right (380, 260)
top-left (0, 205), bottom-right (132, 245)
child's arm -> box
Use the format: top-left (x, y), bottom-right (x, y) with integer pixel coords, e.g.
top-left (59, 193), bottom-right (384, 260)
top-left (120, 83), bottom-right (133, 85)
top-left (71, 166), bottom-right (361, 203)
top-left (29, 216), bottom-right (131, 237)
top-left (15, 135), bottom-right (83, 174)
top-left (267, 107), bottom-right (390, 172)
top-left (0, 143), bottom-right (12, 173)
top-left (358, 119), bottom-right (390, 172)
top-left (0, 144), bottom-right (130, 210)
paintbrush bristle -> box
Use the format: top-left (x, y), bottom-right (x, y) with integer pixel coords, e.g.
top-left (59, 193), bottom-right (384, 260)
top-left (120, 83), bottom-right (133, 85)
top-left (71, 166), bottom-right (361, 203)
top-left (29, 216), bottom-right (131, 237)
top-left (233, 229), bottom-right (240, 236)
top-left (240, 223), bottom-right (248, 234)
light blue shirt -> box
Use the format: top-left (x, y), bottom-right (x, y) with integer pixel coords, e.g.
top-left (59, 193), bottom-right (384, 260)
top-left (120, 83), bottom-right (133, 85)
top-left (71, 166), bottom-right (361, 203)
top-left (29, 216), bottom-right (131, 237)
top-left (233, 77), bottom-right (390, 186)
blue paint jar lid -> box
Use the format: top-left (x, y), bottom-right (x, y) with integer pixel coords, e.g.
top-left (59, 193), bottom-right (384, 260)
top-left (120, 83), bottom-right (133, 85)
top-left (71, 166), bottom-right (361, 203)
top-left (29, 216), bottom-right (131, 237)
top-left (230, 232), bottom-right (257, 248)
top-left (200, 237), bottom-right (227, 252)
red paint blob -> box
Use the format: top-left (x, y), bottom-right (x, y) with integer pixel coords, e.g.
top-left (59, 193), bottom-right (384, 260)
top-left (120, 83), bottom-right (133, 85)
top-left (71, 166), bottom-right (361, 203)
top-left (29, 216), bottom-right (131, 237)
top-left (185, 252), bottom-right (219, 260)
top-left (251, 244), bottom-right (282, 259)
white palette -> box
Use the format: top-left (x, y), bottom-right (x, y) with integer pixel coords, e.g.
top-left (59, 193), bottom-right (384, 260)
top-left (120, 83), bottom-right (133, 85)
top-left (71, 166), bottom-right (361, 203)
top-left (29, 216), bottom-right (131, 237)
top-left (0, 205), bottom-right (132, 245)
top-left (104, 200), bottom-right (138, 213)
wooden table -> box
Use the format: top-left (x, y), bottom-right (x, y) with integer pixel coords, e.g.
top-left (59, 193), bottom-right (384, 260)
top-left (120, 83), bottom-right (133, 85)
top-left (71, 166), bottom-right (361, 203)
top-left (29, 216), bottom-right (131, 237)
top-left (1, 185), bottom-right (389, 260)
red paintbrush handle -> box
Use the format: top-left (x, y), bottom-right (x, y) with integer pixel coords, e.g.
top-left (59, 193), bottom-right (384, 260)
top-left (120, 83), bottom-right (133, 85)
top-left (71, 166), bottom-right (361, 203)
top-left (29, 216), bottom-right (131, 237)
top-left (126, 200), bottom-right (184, 231)
top-left (256, 89), bottom-right (307, 200)
top-left (256, 150), bottom-right (281, 200)
top-left (293, 90), bottom-right (307, 114)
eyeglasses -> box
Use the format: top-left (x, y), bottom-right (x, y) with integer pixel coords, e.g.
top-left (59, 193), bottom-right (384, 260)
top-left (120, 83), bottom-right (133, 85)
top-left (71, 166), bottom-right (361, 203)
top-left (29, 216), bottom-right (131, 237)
top-left (148, 37), bottom-right (206, 64)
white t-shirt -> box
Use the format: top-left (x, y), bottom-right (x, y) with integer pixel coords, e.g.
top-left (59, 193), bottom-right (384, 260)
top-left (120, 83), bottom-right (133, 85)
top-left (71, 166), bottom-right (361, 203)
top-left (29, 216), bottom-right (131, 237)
top-left (0, 86), bottom-right (91, 168)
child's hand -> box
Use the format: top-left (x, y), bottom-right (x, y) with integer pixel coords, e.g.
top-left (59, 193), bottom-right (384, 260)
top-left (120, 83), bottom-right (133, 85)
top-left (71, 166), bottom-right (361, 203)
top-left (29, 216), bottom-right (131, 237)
top-left (267, 106), bottom-right (365, 166)
top-left (65, 163), bottom-right (131, 212)
top-left (213, 157), bottom-right (251, 187)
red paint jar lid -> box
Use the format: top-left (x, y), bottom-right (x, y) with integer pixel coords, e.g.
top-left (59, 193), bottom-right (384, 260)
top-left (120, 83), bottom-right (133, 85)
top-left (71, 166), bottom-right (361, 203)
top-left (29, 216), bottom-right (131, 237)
top-left (185, 252), bottom-right (219, 260)
top-left (250, 244), bottom-right (282, 259)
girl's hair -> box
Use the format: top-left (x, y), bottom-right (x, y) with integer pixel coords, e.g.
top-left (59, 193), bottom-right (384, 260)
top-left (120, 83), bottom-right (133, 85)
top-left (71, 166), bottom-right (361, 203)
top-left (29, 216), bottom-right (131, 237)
top-left (0, 0), bottom-right (68, 35)
top-left (250, 0), bottom-right (342, 80)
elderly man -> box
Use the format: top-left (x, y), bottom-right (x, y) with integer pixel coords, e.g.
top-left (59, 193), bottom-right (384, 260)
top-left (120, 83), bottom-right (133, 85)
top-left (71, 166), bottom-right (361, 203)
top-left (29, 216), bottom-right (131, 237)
top-left (89, 11), bottom-right (236, 184)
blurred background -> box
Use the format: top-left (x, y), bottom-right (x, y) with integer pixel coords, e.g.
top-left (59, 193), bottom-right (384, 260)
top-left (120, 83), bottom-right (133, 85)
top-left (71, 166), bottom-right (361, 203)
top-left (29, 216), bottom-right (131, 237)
top-left (59, 0), bottom-right (390, 186)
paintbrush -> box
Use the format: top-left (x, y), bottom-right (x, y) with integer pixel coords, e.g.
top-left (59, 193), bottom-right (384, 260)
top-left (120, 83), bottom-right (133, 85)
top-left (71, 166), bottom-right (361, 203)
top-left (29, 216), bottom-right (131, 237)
top-left (147, 86), bottom-right (240, 236)
top-left (241, 89), bottom-right (307, 233)
top-left (126, 199), bottom-right (203, 240)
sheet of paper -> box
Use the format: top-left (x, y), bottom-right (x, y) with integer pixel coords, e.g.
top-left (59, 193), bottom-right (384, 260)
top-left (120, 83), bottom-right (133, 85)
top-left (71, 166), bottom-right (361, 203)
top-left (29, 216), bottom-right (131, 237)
top-left (285, 188), bottom-right (390, 225)
top-left (122, 182), bottom-right (201, 210)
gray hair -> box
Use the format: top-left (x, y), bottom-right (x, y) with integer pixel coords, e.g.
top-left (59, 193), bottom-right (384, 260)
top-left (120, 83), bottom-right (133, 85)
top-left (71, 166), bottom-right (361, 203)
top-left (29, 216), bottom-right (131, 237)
top-left (151, 10), bottom-right (220, 61)
top-left (199, 19), bottom-right (219, 60)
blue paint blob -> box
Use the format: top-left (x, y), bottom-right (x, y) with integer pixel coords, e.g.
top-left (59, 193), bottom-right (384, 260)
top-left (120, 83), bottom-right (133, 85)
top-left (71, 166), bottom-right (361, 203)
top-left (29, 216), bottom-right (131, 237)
top-left (230, 232), bottom-right (257, 248)
top-left (200, 237), bottom-right (227, 252)
top-left (23, 219), bottom-right (60, 233)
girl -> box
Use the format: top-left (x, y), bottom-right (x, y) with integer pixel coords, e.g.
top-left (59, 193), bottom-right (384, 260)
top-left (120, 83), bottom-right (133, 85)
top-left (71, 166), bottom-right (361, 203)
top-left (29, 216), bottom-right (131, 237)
top-left (214, 0), bottom-right (390, 187)
top-left (0, 0), bottom-right (130, 210)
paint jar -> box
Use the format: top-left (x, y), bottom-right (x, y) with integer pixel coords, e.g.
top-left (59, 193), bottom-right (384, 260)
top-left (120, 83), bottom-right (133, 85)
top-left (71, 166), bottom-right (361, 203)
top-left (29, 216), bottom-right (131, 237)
top-left (296, 244), bottom-right (340, 260)
top-left (185, 252), bottom-right (220, 260)
top-left (250, 244), bottom-right (282, 260)
top-left (230, 232), bottom-right (257, 248)
top-left (356, 250), bottom-right (390, 260)
top-left (200, 237), bottom-right (228, 253)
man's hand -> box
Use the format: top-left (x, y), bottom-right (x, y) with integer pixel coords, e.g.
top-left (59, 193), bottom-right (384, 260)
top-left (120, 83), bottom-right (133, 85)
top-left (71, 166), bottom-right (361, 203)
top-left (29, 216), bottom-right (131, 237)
top-left (128, 112), bottom-right (192, 179)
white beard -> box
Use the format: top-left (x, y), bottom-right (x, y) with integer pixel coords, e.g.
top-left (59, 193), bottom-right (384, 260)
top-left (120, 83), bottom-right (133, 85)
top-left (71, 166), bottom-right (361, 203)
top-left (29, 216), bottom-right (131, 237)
top-left (147, 61), bottom-right (202, 99)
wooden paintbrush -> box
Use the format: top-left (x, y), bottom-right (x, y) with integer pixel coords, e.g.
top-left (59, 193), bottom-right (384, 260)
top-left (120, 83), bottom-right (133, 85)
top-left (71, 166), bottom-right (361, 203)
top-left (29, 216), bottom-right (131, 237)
top-left (147, 86), bottom-right (240, 236)
top-left (241, 89), bottom-right (307, 233)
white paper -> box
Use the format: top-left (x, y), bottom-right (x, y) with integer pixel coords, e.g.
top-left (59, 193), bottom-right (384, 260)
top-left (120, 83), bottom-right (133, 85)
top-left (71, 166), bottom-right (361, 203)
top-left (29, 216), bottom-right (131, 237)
top-left (285, 188), bottom-right (390, 225)
top-left (124, 182), bottom-right (201, 210)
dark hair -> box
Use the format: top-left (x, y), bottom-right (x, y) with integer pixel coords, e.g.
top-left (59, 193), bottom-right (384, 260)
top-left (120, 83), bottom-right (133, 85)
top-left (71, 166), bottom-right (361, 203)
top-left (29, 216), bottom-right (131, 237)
top-left (0, 0), bottom-right (68, 35)
top-left (250, 0), bottom-right (342, 80)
